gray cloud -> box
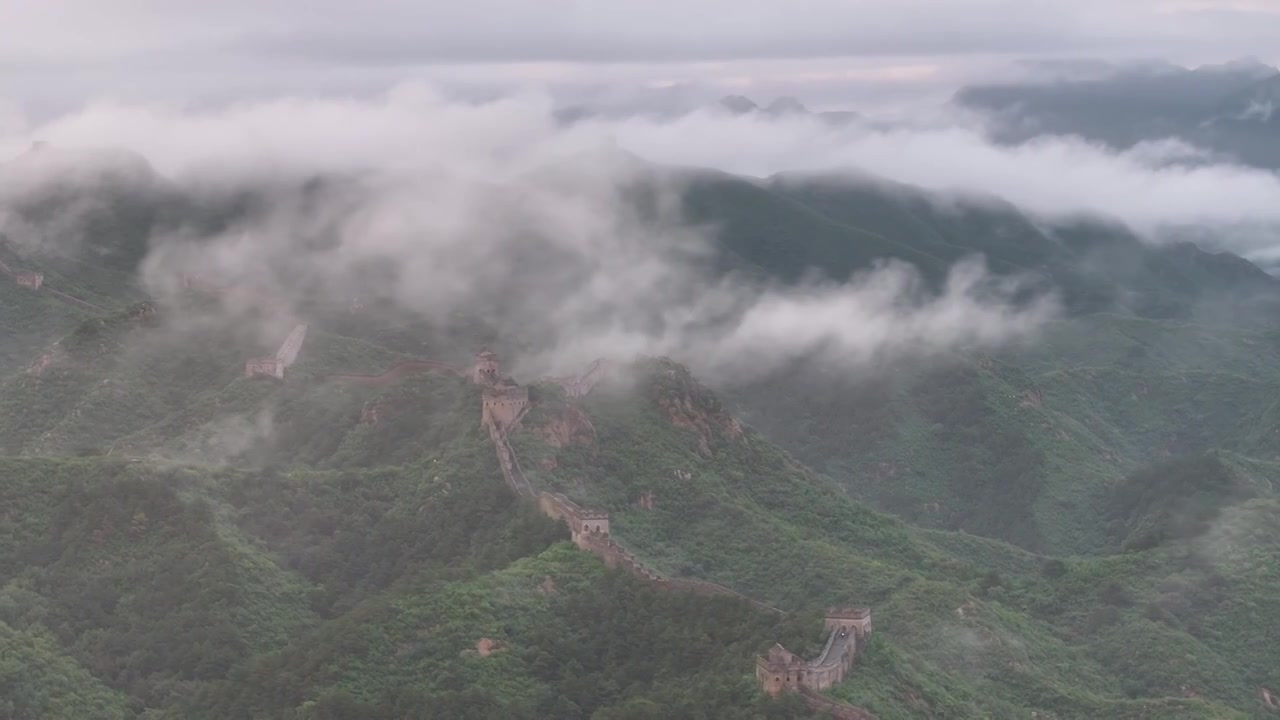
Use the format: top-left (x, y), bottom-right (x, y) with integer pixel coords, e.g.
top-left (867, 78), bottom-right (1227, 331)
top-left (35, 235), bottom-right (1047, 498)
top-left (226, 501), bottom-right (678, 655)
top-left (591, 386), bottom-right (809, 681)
top-left (2, 1), bottom-right (1279, 115)
top-left (607, 110), bottom-right (1280, 233)
top-left (1, 87), bottom-right (1059, 381)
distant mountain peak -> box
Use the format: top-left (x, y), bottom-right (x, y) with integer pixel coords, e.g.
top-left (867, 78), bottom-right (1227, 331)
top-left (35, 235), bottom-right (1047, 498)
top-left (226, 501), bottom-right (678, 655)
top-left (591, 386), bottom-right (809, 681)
top-left (718, 95), bottom-right (759, 115)
top-left (1196, 57), bottom-right (1279, 80)
top-left (763, 96), bottom-right (809, 116)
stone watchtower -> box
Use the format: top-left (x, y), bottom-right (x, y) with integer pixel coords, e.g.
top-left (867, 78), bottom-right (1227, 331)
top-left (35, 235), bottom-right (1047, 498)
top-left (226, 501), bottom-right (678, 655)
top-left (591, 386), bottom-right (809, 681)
top-left (574, 507), bottom-right (610, 540)
top-left (481, 384), bottom-right (530, 431)
top-left (756, 644), bottom-right (807, 696)
top-left (824, 607), bottom-right (873, 639)
top-left (15, 272), bottom-right (43, 290)
top-left (537, 493), bottom-right (610, 549)
top-left (472, 349), bottom-right (500, 386)
top-left (756, 607), bottom-right (873, 697)
top-left (244, 357), bottom-right (283, 379)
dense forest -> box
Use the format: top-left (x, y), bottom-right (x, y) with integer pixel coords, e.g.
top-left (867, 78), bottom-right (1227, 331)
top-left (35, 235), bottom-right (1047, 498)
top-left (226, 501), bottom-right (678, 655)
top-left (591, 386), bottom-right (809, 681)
top-left (2, 147), bottom-right (1280, 717)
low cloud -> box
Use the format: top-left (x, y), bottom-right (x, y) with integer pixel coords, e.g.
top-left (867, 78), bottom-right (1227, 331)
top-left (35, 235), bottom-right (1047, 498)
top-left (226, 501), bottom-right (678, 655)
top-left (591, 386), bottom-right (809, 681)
top-left (30, 83), bottom-right (1273, 381)
top-left (605, 109), bottom-right (1280, 233)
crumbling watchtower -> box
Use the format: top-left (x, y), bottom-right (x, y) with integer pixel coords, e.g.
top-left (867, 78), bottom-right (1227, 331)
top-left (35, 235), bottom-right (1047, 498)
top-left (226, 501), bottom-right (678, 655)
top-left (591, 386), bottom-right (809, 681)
top-left (472, 349), bottom-right (500, 386)
top-left (244, 357), bottom-right (284, 379)
top-left (15, 272), bottom-right (43, 290)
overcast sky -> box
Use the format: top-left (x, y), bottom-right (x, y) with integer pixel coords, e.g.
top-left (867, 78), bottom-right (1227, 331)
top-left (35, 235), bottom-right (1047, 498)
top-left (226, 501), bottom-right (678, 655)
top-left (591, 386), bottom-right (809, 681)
top-left (3, 0), bottom-right (1279, 119)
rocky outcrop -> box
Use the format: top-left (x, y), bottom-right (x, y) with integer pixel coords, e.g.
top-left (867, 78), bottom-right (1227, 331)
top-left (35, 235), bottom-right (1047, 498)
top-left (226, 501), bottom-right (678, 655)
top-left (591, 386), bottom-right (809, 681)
top-left (537, 404), bottom-right (596, 448)
top-left (658, 393), bottom-right (744, 457)
top-left (474, 638), bottom-right (504, 657)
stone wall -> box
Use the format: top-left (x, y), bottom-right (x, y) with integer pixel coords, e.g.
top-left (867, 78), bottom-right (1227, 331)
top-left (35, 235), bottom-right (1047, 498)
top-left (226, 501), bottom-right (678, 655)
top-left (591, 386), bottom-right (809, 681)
top-left (538, 493), bottom-right (609, 539)
top-left (536, 491), bottom-right (784, 613)
top-left (488, 422), bottom-right (534, 497)
top-left (1, 250), bottom-right (105, 312)
top-left (544, 358), bottom-right (614, 398)
top-left (755, 609), bottom-right (874, 716)
top-left (476, 348), bottom-right (868, 716)
top-left (274, 323), bottom-right (309, 367)
top-left (244, 357), bottom-right (283, 379)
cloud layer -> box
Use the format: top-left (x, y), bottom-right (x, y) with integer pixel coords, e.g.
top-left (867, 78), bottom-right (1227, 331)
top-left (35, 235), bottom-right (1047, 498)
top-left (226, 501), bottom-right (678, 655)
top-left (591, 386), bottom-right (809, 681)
top-left (5, 83), bottom-right (1277, 379)
top-left (3, 1), bottom-right (1279, 118)
top-left (0, 86), bottom-right (1080, 380)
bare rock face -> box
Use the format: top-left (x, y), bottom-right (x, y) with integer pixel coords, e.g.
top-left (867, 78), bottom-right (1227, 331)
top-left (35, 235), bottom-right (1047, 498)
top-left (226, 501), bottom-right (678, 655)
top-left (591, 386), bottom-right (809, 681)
top-left (27, 348), bottom-right (63, 376)
top-left (360, 398), bottom-right (410, 425)
top-left (636, 491), bottom-right (656, 510)
top-left (658, 393), bottom-right (744, 457)
top-left (475, 638), bottom-right (504, 657)
top-left (1019, 387), bottom-right (1044, 408)
top-left (537, 405), bottom-right (596, 448)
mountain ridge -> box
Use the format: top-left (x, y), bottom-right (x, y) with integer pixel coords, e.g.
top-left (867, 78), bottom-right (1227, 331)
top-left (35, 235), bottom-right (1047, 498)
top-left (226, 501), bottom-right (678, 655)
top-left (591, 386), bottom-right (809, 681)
top-left (4, 144), bottom-right (1280, 716)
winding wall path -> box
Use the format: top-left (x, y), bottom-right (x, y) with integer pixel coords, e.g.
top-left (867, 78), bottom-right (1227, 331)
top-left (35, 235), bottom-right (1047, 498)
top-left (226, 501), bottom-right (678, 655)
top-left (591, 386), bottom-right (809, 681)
top-left (0, 256), bottom-right (106, 313)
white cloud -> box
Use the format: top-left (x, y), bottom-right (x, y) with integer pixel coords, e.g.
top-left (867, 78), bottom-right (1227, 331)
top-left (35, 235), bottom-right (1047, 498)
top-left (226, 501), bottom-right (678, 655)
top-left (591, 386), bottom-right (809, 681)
top-left (0, 85), bottom-right (1064, 379)
top-left (605, 109), bottom-right (1280, 231)
top-left (1, 1), bottom-right (1278, 114)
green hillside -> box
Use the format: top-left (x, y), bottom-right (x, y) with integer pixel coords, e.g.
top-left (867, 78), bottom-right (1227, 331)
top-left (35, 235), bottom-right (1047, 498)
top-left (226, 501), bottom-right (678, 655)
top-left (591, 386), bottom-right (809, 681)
top-left (3, 341), bottom-right (1278, 717)
top-left (3, 153), bottom-right (1280, 717)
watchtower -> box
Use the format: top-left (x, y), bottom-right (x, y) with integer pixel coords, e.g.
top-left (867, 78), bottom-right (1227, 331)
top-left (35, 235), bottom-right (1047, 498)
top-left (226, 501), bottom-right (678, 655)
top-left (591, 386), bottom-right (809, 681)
top-left (575, 508), bottom-right (610, 539)
top-left (755, 644), bottom-right (806, 696)
top-left (537, 493), bottom-right (610, 548)
top-left (15, 272), bottom-right (43, 290)
top-left (481, 385), bottom-right (529, 430)
top-left (244, 357), bottom-right (283, 379)
top-left (824, 607), bottom-right (872, 639)
top-left (472, 349), bottom-right (500, 385)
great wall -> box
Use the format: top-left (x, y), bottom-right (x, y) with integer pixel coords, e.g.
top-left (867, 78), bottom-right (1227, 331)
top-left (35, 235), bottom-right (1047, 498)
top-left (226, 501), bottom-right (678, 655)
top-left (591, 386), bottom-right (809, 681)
top-left (244, 322), bottom-right (310, 379)
top-left (0, 256), bottom-right (107, 313)
top-left (469, 348), bottom-right (874, 717)
top-left (235, 312), bottom-right (878, 713)
top-left (20, 268), bottom-right (877, 716)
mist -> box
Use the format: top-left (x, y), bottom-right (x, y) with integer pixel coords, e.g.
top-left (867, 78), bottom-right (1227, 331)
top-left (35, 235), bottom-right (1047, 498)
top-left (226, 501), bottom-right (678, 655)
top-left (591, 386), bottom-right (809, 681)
top-left (16, 81), bottom-right (1280, 380)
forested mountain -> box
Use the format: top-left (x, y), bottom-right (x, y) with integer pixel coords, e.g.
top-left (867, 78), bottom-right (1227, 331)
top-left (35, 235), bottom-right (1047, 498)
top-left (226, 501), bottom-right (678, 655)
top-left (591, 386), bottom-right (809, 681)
top-left (955, 59), bottom-right (1280, 170)
top-left (3, 146), bottom-right (1280, 718)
